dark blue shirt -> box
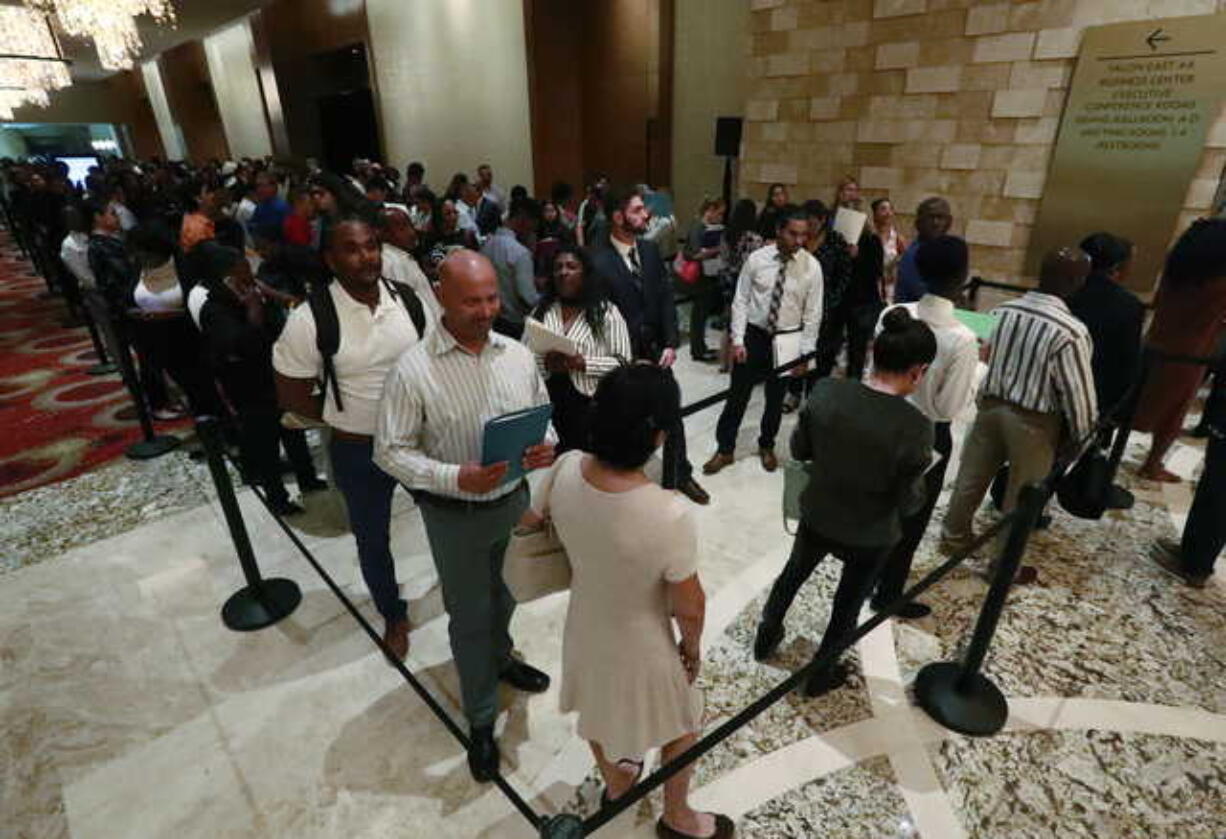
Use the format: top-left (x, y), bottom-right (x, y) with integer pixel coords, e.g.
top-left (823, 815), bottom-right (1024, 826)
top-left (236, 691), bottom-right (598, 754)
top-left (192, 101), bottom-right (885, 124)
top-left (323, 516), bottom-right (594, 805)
top-left (894, 240), bottom-right (926, 303)
top-left (249, 196), bottom-right (289, 236)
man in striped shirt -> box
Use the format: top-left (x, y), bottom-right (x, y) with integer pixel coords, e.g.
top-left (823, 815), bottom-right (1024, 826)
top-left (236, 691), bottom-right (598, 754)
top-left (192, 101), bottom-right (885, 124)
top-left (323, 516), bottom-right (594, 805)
top-left (374, 249), bottom-right (556, 783)
top-left (941, 248), bottom-right (1096, 583)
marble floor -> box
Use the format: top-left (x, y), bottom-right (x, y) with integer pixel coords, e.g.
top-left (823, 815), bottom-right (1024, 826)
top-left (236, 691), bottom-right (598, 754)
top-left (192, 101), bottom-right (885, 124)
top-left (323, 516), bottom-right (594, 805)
top-left (3, 348), bottom-right (1224, 839)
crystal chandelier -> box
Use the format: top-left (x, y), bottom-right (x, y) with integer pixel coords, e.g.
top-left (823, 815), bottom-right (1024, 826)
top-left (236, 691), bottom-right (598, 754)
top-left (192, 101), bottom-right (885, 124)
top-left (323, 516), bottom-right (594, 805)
top-left (27, 0), bottom-right (177, 71)
top-left (0, 7), bottom-right (70, 116)
top-left (0, 88), bottom-right (51, 120)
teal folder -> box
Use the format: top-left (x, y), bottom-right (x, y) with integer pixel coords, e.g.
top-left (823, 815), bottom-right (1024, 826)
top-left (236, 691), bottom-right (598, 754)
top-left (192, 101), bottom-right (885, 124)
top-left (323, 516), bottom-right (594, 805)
top-left (954, 309), bottom-right (1000, 342)
top-left (481, 404), bottom-right (554, 484)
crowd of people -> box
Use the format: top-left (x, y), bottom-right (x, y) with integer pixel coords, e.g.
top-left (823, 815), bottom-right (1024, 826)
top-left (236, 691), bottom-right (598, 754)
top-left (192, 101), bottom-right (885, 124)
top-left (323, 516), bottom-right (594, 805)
top-left (2, 150), bottom-right (1224, 838)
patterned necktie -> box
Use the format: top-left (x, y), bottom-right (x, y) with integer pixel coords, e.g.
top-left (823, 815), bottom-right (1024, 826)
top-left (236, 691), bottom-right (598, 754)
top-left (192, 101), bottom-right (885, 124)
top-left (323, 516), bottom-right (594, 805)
top-left (766, 250), bottom-right (790, 333)
top-left (627, 243), bottom-right (641, 276)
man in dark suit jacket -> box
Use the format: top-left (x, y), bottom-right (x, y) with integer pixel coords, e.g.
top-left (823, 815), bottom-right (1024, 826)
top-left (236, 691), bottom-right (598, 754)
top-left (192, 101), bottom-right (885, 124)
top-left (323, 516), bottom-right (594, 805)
top-left (1068, 231), bottom-right (1144, 510)
top-left (592, 184), bottom-right (709, 505)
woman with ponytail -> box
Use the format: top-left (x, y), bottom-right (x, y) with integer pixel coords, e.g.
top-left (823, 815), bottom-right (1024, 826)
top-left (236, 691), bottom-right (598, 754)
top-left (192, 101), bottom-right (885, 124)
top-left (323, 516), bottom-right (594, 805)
top-left (753, 307), bottom-right (936, 697)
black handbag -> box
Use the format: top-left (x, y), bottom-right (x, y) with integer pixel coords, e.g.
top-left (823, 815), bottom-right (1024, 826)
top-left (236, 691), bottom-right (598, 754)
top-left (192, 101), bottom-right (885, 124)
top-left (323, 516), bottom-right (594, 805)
top-left (1057, 446), bottom-right (1111, 520)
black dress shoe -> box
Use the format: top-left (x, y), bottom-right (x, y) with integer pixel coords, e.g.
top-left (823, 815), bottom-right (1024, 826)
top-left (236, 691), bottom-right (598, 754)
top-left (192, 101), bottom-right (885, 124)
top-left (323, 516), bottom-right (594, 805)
top-left (691, 349), bottom-right (718, 362)
top-left (467, 725), bottom-right (500, 782)
top-left (677, 477), bottom-right (711, 505)
top-left (873, 600), bottom-right (931, 619)
top-left (300, 476), bottom-right (329, 493)
top-left (802, 661), bottom-right (852, 697)
top-left (1106, 484), bottom-right (1134, 510)
top-left (753, 620), bottom-right (784, 662)
top-left (500, 660), bottom-right (551, 693)
top-left (268, 498), bottom-right (305, 517)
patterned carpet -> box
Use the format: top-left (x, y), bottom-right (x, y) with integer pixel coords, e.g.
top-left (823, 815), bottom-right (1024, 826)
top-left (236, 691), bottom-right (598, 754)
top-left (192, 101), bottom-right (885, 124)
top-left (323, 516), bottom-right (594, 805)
top-left (0, 231), bottom-right (151, 496)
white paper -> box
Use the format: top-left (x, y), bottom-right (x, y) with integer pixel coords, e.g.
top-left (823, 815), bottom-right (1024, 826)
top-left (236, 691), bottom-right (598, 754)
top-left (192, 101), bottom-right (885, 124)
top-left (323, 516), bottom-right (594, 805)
top-left (524, 317), bottom-right (579, 356)
top-left (772, 329), bottom-right (805, 376)
top-left (833, 207), bottom-right (868, 244)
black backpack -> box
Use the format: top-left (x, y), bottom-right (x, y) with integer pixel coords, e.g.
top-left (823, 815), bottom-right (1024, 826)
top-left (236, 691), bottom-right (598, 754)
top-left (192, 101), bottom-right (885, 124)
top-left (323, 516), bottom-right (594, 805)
top-left (308, 277), bottom-right (427, 411)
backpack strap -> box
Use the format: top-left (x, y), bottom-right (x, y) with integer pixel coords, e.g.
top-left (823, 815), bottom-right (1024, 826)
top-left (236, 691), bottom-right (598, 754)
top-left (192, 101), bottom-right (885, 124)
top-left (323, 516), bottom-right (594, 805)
top-left (307, 283), bottom-right (344, 412)
top-left (383, 278), bottom-right (428, 338)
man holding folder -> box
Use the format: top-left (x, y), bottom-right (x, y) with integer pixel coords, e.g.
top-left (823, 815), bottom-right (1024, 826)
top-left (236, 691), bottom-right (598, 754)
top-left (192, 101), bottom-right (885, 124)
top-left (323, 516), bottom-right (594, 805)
top-left (375, 249), bottom-right (556, 783)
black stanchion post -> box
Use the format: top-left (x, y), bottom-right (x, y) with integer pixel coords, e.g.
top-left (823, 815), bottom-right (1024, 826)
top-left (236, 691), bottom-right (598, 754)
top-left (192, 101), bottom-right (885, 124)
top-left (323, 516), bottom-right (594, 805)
top-left (914, 482), bottom-right (1047, 736)
top-left (1104, 354), bottom-right (1151, 496)
top-left (539, 814), bottom-right (585, 838)
top-left (197, 416), bottom-right (303, 631)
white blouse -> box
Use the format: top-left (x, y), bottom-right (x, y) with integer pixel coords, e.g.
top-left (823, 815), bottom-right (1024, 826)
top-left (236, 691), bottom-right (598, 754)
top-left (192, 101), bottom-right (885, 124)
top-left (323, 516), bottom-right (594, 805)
top-left (533, 302), bottom-right (633, 396)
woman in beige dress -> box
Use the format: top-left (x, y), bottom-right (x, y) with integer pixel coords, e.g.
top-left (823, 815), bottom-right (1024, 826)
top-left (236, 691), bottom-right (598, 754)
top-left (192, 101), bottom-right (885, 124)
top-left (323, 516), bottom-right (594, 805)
top-left (521, 364), bottom-right (734, 839)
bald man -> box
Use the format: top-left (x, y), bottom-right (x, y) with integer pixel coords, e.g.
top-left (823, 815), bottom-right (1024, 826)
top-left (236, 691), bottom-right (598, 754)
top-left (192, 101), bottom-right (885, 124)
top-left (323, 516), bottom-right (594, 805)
top-left (941, 247), bottom-right (1096, 584)
top-left (374, 249), bottom-right (556, 783)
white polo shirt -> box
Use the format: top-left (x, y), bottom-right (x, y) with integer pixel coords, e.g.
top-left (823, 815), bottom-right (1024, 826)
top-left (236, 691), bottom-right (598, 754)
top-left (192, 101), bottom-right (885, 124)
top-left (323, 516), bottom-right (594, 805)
top-left (273, 280), bottom-right (424, 435)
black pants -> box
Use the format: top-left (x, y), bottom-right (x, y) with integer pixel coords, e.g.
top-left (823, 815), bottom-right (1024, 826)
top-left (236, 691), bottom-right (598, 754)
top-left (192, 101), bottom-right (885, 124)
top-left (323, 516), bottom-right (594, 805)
top-left (688, 273), bottom-right (720, 356)
top-left (762, 524), bottom-right (892, 660)
top-left (1182, 432), bottom-right (1225, 578)
top-left (659, 366), bottom-right (693, 488)
top-left (127, 315), bottom-right (223, 417)
top-left (715, 324), bottom-right (787, 454)
top-left (814, 302), bottom-right (880, 380)
top-left (846, 303), bottom-right (882, 381)
top-left (872, 421), bottom-right (952, 607)
top-left (546, 373), bottom-right (592, 454)
top-left (237, 403), bottom-right (317, 505)
top-left (1197, 373), bottom-right (1224, 431)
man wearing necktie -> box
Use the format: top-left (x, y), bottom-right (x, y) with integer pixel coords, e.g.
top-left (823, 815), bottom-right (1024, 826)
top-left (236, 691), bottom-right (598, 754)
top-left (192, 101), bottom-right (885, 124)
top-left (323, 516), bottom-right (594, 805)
top-left (593, 184), bottom-right (711, 505)
top-left (705, 208), bottom-right (823, 474)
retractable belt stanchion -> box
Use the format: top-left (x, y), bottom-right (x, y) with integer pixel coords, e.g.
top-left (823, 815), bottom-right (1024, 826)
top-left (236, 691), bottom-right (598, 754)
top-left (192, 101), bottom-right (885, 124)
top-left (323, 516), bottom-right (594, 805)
top-left (913, 482), bottom-right (1047, 736)
top-left (196, 416), bottom-right (303, 631)
top-left (81, 302), bottom-right (118, 376)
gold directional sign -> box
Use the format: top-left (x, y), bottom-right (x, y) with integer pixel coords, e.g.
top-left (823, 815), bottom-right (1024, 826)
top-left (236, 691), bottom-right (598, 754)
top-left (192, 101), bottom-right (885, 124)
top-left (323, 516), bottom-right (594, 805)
top-left (1026, 14), bottom-right (1226, 293)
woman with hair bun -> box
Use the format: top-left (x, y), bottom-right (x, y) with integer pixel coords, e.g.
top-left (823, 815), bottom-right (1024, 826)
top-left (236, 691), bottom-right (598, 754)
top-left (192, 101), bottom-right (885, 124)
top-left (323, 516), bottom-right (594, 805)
top-left (520, 363), bottom-right (734, 839)
top-left (753, 307), bottom-right (936, 697)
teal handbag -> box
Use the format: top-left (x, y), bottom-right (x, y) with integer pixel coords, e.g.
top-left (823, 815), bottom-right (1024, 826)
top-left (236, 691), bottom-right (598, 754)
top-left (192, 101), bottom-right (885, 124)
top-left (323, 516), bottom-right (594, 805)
top-left (783, 459), bottom-right (811, 534)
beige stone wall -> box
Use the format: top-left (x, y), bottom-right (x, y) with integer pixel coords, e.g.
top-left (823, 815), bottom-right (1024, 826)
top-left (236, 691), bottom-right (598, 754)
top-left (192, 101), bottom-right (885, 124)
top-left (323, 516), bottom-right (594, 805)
top-left (672, 0), bottom-right (752, 229)
top-left (741, 0), bottom-right (1226, 282)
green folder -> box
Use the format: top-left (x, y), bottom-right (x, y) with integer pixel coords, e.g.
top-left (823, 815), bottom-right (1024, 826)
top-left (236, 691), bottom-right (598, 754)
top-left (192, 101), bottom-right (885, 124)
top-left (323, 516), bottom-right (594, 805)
top-left (481, 404), bottom-right (554, 485)
top-left (954, 309), bottom-right (1000, 342)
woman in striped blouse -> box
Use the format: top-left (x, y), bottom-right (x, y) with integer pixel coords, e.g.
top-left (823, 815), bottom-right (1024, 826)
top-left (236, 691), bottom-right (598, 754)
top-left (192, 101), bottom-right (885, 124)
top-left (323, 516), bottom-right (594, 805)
top-left (531, 245), bottom-right (633, 452)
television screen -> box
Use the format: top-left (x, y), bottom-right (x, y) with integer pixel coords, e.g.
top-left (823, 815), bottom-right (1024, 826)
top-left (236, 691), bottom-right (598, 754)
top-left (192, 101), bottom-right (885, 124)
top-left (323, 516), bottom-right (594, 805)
top-left (58, 156), bottom-right (97, 187)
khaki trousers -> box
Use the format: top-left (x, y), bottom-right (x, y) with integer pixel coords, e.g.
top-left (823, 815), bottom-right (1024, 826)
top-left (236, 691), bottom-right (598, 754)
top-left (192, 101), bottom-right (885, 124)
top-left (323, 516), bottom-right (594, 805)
top-left (942, 397), bottom-right (1061, 550)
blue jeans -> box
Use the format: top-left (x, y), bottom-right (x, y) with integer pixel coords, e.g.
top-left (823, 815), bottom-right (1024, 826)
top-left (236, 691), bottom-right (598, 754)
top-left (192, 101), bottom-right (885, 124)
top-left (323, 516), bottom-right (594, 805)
top-left (329, 436), bottom-right (407, 624)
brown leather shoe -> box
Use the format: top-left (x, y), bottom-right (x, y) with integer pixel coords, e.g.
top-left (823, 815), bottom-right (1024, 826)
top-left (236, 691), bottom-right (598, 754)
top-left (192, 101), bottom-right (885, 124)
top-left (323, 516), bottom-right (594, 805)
top-left (383, 618), bottom-right (410, 663)
top-left (759, 448), bottom-right (778, 472)
top-left (678, 477), bottom-right (711, 505)
top-left (702, 452), bottom-right (734, 475)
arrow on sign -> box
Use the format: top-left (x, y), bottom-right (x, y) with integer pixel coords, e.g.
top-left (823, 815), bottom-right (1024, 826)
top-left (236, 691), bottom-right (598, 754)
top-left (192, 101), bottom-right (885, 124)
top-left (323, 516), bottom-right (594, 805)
top-left (1146, 28), bottom-right (1171, 51)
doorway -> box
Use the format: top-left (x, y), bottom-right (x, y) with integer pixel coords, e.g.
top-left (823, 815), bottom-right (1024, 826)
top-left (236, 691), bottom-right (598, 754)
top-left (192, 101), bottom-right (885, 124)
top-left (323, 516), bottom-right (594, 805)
top-left (318, 88), bottom-right (379, 176)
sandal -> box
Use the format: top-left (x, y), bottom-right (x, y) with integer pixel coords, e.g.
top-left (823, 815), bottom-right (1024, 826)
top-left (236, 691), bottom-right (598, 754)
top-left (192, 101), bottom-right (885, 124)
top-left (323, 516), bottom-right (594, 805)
top-left (600, 758), bottom-right (644, 807)
top-left (655, 813), bottom-right (735, 838)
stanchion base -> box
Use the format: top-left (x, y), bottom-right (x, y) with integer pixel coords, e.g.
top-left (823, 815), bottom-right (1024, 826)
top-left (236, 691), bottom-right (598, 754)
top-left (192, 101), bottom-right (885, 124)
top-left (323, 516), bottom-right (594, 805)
top-left (88, 362), bottom-right (119, 376)
top-left (539, 814), bottom-right (585, 838)
top-left (222, 578), bottom-right (302, 631)
top-left (914, 661), bottom-right (1008, 736)
top-left (126, 435), bottom-right (180, 460)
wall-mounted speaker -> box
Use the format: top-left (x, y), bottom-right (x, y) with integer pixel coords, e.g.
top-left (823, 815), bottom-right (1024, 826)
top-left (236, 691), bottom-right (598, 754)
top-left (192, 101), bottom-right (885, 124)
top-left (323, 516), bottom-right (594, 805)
top-left (714, 116), bottom-right (743, 158)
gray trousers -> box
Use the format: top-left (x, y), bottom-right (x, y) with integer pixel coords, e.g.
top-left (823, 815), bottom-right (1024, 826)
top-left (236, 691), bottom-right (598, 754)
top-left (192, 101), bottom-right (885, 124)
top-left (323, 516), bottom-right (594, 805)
top-left (417, 484), bottom-right (528, 727)
top-left (942, 397), bottom-right (1060, 551)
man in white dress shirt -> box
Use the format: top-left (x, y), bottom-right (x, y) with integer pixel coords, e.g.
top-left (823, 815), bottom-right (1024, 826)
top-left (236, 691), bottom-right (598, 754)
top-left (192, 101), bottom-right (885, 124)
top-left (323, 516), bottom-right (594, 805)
top-left (375, 249), bottom-right (556, 783)
top-left (704, 208), bottom-right (823, 474)
top-left (870, 235), bottom-right (979, 618)
top-left (475, 163), bottom-right (506, 210)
